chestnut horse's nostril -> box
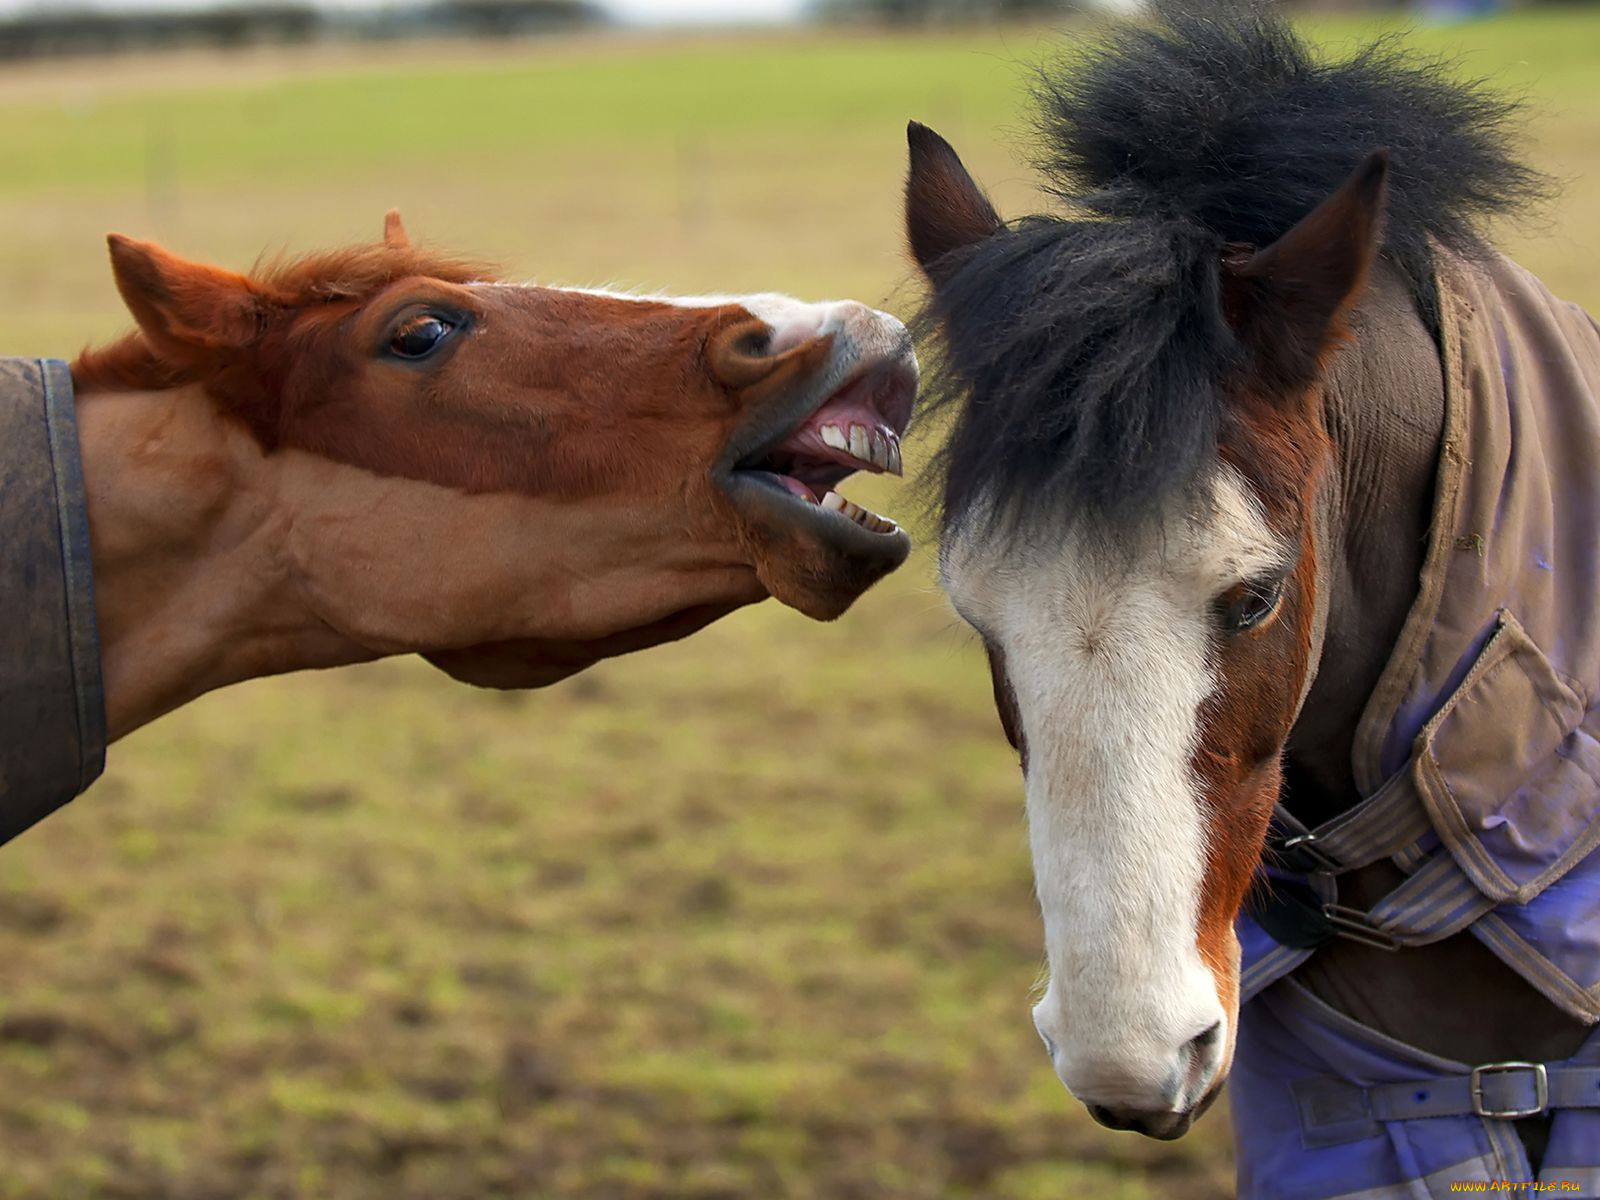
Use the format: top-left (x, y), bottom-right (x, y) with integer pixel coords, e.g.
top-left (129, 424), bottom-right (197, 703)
top-left (706, 317), bottom-right (782, 389)
top-left (705, 302), bottom-right (847, 391)
top-left (1189, 1022), bottom-right (1222, 1054)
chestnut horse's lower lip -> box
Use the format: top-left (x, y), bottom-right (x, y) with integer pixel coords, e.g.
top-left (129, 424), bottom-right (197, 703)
top-left (725, 469), bottom-right (910, 556)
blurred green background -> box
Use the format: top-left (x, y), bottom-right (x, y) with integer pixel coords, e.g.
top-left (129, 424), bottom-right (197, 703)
top-left (0, 11), bottom-right (1597, 1198)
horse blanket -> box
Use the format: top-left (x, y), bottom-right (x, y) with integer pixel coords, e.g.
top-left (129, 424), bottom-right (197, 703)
top-left (0, 357), bottom-right (104, 845)
top-left (1235, 247), bottom-right (1600, 1197)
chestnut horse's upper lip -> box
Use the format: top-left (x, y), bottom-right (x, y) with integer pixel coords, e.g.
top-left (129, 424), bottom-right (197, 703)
top-left (717, 330), bottom-right (917, 481)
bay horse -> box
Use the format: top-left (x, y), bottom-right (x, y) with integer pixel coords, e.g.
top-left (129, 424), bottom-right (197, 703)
top-left (2, 211), bottom-right (915, 842)
top-left (905, 2), bottom-right (1600, 1193)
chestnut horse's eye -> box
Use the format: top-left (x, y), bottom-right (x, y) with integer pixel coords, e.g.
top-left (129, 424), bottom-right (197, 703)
top-left (1217, 576), bottom-right (1285, 636)
top-left (388, 315), bottom-right (456, 360)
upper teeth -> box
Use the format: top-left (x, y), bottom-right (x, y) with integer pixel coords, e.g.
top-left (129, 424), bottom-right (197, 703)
top-left (820, 423), bottom-right (902, 475)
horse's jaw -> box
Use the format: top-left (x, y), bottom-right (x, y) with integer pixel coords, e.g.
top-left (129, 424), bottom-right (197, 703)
top-left (421, 600), bottom-right (758, 690)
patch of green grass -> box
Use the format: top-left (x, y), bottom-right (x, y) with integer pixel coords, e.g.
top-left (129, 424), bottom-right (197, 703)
top-left (0, 12), bottom-right (1596, 1198)
top-left (0, 36), bottom-right (1033, 195)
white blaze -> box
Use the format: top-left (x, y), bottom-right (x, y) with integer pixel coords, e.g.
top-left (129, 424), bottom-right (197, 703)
top-left (943, 467), bottom-right (1285, 1113)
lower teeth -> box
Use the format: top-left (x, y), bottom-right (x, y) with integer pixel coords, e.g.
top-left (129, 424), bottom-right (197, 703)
top-left (821, 489), bottom-right (897, 534)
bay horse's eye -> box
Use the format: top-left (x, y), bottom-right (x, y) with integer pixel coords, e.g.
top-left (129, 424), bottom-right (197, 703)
top-left (1217, 576), bottom-right (1285, 636)
top-left (388, 315), bottom-right (456, 360)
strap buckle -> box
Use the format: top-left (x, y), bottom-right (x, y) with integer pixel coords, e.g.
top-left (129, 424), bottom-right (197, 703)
top-left (1320, 903), bottom-right (1402, 952)
top-left (1470, 1062), bottom-right (1548, 1119)
top-left (1277, 831), bottom-right (1344, 874)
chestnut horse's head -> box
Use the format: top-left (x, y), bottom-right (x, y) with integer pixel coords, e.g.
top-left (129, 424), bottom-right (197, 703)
top-left (74, 212), bottom-right (915, 689)
top-left (902, 0), bottom-right (1538, 1140)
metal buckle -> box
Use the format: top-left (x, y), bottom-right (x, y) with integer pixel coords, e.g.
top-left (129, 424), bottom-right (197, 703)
top-left (1278, 831), bottom-right (1344, 873)
top-left (1320, 903), bottom-right (1402, 952)
top-left (1470, 1062), bottom-right (1548, 1119)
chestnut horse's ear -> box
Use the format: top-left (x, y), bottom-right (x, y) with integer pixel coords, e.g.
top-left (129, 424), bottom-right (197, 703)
top-left (383, 208), bottom-right (410, 249)
top-left (107, 235), bottom-right (268, 365)
top-left (1222, 150), bottom-right (1390, 389)
top-left (905, 121), bottom-right (1003, 282)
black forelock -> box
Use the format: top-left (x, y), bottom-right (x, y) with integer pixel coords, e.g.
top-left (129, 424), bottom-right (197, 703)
top-left (919, 215), bottom-right (1237, 534)
top-left (922, 0), bottom-right (1547, 535)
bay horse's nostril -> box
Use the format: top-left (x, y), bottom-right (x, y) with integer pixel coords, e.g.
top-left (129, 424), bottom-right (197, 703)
top-left (1178, 1021), bottom-right (1225, 1109)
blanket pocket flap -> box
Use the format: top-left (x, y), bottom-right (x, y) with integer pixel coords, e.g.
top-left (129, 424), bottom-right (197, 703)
top-left (1413, 611), bottom-right (1600, 905)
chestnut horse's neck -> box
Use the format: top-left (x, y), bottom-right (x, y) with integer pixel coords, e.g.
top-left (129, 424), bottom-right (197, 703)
top-left (74, 382), bottom-right (373, 739)
top-left (1283, 261), bottom-right (1445, 824)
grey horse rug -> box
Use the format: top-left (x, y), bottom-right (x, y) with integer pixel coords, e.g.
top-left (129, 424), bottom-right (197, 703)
top-left (0, 357), bottom-right (105, 844)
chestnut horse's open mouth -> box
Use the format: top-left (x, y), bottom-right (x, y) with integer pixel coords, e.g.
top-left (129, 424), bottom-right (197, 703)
top-left (725, 351), bottom-right (917, 553)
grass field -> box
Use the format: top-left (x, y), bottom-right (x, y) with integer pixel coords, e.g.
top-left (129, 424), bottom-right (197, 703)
top-left (0, 12), bottom-right (1597, 1199)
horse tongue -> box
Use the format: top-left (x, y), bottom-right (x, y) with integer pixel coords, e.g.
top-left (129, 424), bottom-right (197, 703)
top-left (774, 474), bottom-right (819, 503)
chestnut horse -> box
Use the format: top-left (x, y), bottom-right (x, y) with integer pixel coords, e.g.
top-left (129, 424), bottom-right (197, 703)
top-left (67, 213), bottom-right (915, 742)
top-left (906, 3), bottom-right (1600, 1191)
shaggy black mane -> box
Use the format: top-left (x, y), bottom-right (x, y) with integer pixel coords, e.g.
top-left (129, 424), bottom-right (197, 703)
top-left (922, 0), bottom-right (1546, 534)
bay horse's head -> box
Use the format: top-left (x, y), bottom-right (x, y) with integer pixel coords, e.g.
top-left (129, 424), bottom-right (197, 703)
top-left (75, 212), bottom-right (915, 694)
top-left (909, 121), bottom-right (1376, 1140)
top-left (901, 2), bottom-right (1540, 1140)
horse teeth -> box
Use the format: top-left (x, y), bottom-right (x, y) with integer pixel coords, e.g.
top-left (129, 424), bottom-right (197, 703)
top-left (821, 421), bottom-right (896, 473)
top-left (849, 424), bottom-right (871, 462)
top-left (819, 488), bottom-right (897, 534)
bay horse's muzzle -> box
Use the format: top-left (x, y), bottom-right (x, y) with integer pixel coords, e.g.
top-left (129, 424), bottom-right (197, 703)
top-left (1087, 1084), bottom-right (1223, 1141)
top-left (1036, 1005), bottom-right (1228, 1141)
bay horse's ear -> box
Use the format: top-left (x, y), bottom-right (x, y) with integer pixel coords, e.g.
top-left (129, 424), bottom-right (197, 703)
top-left (107, 235), bottom-right (268, 364)
top-left (1222, 150), bottom-right (1390, 389)
top-left (384, 208), bottom-right (410, 249)
top-left (905, 121), bottom-right (1003, 282)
